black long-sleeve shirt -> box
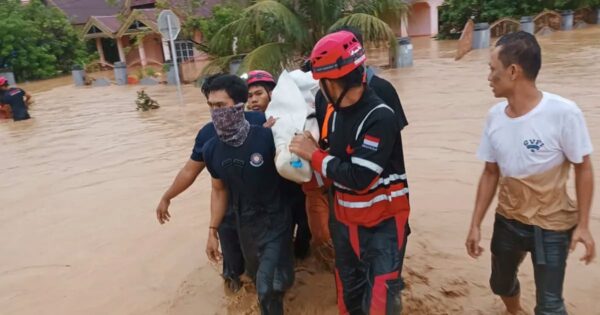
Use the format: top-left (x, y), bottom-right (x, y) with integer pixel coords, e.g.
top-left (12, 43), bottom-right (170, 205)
top-left (311, 88), bottom-right (410, 227)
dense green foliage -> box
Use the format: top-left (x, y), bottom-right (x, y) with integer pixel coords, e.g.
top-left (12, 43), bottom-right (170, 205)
top-left (0, 0), bottom-right (91, 81)
top-left (438, 0), bottom-right (599, 39)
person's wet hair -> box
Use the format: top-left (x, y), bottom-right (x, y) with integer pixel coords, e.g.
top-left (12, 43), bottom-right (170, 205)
top-left (334, 66), bottom-right (364, 89)
top-left (496, 31), bottom-right (542, 81)
top-left (201, 73), bottom-right (248, 104)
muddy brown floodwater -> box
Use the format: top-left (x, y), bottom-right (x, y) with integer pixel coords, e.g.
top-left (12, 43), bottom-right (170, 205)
top-left (1, 26), bottom-right (599, 315)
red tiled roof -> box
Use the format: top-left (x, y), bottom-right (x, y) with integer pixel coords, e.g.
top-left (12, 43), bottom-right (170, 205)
top-left (168, 0), bottom-right (222, 17)
top-left (137, 8), bottom-right (159, 22)
top-left (49, 0), bottom-right (122, 25)
top-left (53, 0), bottom-right (222, 26)
top-left (94, 15), bottom-right (122, 33)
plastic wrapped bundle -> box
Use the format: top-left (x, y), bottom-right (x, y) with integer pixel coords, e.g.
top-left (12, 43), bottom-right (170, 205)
top-left (265, 70), bottom-right (319, 183)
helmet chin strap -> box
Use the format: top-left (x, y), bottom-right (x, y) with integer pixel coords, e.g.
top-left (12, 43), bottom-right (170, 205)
top-left (322, 80), bottom-right (351, 111)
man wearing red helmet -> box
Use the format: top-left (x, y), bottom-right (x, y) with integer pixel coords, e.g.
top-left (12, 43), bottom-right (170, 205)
top-left (290, 31), bottom-right (410, 314)
top-left (245, 69), bottom-right (312, 259)
top-left (301, 26), bottom-right (410, 267)
top-left (0, 76), bottom-right (32, 121)
top-left (246, 70), bottom-right (276, 112)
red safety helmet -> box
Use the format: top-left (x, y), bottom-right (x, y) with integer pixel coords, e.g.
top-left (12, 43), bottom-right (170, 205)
top-left (310, 31), bottom-right (366, 80)
top-left (0, 76), bottom-right (8, 86)
top-left (246, 70), bottom-right (275, 85)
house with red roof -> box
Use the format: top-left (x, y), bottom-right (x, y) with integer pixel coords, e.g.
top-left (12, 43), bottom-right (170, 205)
top-left (41, 0), bottom-right (220, 72)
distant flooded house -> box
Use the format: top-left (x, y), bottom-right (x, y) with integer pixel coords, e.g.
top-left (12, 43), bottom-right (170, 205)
top-left (388, 0), bottom-right (444, 37)
top-left (23, 0), bottom-right (443, 74)
top-left (38, 0), bottom-right (219, 76)
top-left (406, 0), bottom-right (444, 37)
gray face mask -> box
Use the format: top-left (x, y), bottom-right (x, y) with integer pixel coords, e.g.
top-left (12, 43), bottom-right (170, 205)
top-left (210, 103), bottom-right (250, 147)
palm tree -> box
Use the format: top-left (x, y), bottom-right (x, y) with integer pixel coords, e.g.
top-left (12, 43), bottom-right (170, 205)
top-left (200, 0), bottom-right (410, 75)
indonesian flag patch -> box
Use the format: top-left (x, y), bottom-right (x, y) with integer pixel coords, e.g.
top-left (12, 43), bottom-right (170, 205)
top-left (362, 135), bottom-right (380, 151)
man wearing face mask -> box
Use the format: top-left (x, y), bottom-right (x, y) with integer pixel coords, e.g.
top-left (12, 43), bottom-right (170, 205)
top-left (290, 31), bottom-right (411, 314)
top-left (202, 74), bottom-right (294, 315)
top-left (155, 83), bottom-right (266, 294)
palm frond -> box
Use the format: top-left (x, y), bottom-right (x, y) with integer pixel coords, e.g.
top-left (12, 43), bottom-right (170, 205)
top-left (351, 0), bottom-right (411, 22)
top-left (330, 13), bottom-right (399, 61)
top-left (200, 54), bottom-right (244, 76)
top-left (331, 13), bottom-right (397, 46)
top-left (238, 42), bottom-right (297, 76)
top-left (350, 2), bottom-right (378, 16)
top-left (234, 0), bottom-right (308, 47)
top-left (297, 0), bottom-right (346, 40)
top-left (206, 18), bottom-right (247, 56)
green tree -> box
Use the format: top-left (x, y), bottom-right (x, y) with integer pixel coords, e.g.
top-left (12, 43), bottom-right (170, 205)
top-left (550, 0), bottom-right (596, 10)
top-left (0, 0), bottom-right (90, 81)
top-left (193, 4), bottom-right (244, 42)
top-left (201, 0), bottom-right (410, 75)
top-left (23, 1), bottom-right (90, 74)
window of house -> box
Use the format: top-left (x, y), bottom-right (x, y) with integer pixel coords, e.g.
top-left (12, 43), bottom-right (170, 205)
top-left (174, 41), bottom-right (195, 63)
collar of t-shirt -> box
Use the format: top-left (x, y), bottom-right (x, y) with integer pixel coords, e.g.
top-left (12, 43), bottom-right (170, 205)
top-left (500, 93), bottom-right (547, 122)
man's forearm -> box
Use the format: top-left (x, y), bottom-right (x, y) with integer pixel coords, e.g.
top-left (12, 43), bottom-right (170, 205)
top-left (162, 162), bottom-right (205, 201)
top-left (210, 188), bottom-right (228, 228)
top-left (162, 171), bottom-right (196, 201)
top-left (575, 159), bottom-right (594, 228)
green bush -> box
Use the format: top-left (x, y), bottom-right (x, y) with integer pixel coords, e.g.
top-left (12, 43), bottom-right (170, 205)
top-left (145, 67), bottom-right (157, 77)
top-left (0, 0), bottom-right (90, 81)
top-left (437, 0), bottom-right (598, 39)
top-left (136, 90), bottom-right (160, 111)
top-left (135, 68), bottom-right (145, 80)
top-left (193, 4), bottom-right (244, 43)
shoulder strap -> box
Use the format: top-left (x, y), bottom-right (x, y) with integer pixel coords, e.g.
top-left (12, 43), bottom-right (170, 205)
top-left (355, 104), bottom-right (395, 141)
top-left (320, 103), bottom-right (334, 142)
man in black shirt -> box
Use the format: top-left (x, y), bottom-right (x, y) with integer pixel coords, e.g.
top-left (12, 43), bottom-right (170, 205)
top-left (203, 74), bottom-right (294, 315)
top-left (0, 76), bottom-right (32, 121)
top-left (155, 109), bottom-right (265, 293)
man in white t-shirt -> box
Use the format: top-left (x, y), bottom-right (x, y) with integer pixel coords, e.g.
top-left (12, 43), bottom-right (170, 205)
top-left (465, 31), bottom-right (596, 315)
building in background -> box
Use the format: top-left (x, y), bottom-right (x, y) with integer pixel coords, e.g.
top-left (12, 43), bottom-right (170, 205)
top-left (41, 0), bottom-right (219, 77)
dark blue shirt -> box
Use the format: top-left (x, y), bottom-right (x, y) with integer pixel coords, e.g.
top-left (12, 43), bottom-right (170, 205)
top-left (1, 88), bottom-right (30, 121)
top-left (203, 126), bottom-right (289, 229)
top-left (190, 111), bottom-right (266, 162)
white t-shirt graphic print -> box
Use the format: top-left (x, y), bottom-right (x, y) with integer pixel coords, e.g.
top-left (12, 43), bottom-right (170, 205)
top-left (477, 92), bottom-right (593, 178)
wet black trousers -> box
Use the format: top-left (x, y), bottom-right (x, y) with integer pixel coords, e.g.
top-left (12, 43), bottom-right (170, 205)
top-left (237, 211), bottom-right (295, 315)
top-left (217, 208), bottom-right (245, 281)
top-left (491, 214), bottom-right (573, 315)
